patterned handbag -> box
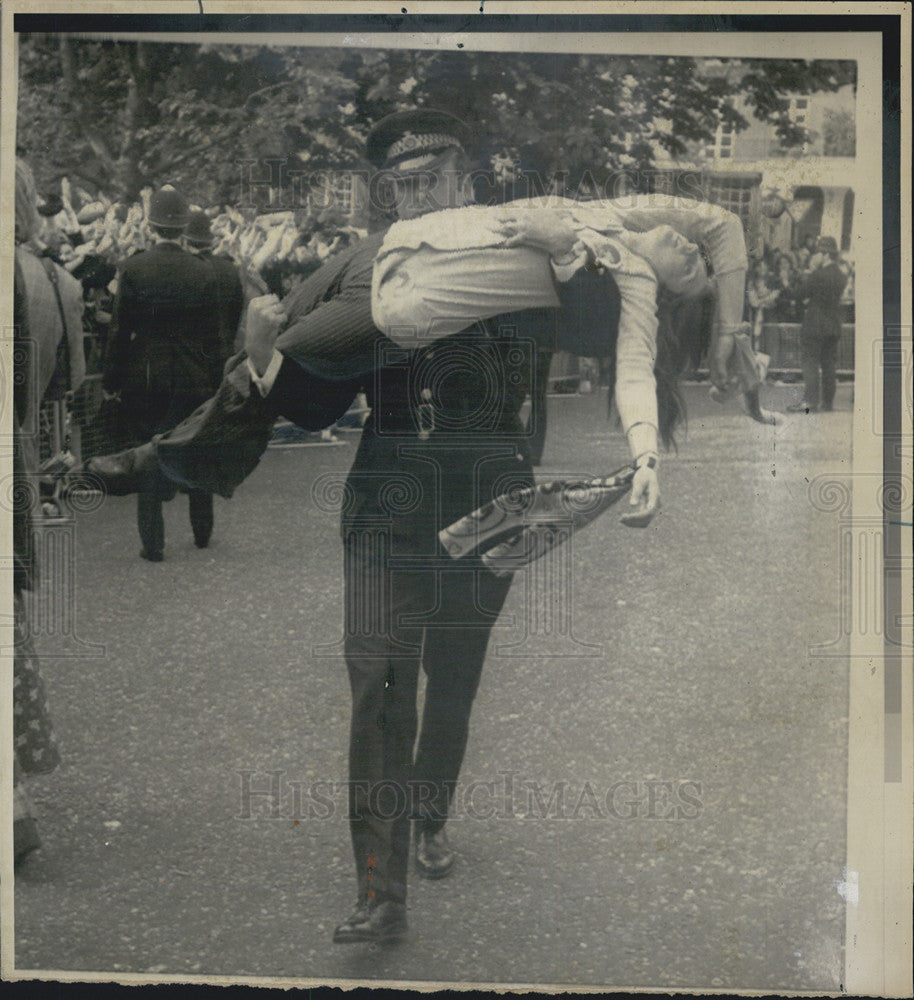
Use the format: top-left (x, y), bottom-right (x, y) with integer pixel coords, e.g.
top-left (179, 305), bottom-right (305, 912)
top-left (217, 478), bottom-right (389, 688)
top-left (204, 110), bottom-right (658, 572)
top-left (439, 464), bottom-right (639, 577)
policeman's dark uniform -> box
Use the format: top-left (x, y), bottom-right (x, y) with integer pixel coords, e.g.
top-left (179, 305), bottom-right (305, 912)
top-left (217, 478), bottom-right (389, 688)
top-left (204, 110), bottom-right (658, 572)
top-left (104, 187), bottom-right (225, 559)
top-left (258, 244), bottom-right (541, 921)
top-left (797, 236), bottom-right (848, 412)
top-left (185, 210), bottom-right (245, 356)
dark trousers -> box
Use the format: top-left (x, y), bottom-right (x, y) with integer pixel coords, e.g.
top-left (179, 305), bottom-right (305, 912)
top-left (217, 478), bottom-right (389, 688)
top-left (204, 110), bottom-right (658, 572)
top-left (125, 390), bottom-right (217, 554)
top-left (343, 524), bottom-right (513, 905)
top-left (137, 487), bottom-right (214, 555)
top-left (800, 335), bottom-right (839, 410)
top-left (526, 350), bottom-right (553, 466)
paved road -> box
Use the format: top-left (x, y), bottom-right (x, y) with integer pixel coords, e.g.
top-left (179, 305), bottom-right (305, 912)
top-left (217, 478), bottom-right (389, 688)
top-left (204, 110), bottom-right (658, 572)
top-left (14, 383), bottom-right (853, 991)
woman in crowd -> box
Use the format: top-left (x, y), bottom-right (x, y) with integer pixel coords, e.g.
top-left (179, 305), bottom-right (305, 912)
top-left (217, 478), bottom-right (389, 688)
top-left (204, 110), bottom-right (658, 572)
top-left (15, 159), bottom-right (87, 471)
top-left (745, 258), bottom-right (780, 350)
top-left (772, 253), bottom-right (802, 323)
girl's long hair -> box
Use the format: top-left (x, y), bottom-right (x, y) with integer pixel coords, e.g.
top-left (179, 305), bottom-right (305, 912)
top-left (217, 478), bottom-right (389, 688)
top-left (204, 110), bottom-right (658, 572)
top-left (605, 288), bottom-right (712, 452)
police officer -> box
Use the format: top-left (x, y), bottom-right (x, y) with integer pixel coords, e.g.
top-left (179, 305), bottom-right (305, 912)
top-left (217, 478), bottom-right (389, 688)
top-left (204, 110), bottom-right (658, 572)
top-left (239, 111), bottom-right (566, 943)
top-left (184, 209), bottom-right (245, 356)
top-left (87, 112), bottom-right (616, 942)
top-left (788, 235), bottom-right (848, 413)
top-left (104, 186), bottom-right (224, 560)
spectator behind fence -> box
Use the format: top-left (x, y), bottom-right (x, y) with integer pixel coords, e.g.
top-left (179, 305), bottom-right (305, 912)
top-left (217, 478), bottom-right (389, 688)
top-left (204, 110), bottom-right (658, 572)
top-left (772, 253), bottom-right (802, 323)
top-left (745, 259), bottom-right (780, 351)
top-left (788, 236), bottom-right (848, 414)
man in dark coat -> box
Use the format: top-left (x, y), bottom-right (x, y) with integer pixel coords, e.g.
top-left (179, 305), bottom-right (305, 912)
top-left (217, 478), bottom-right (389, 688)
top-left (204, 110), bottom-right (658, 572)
top-left (103, 186), bottom-right (225, 559)
top-left (184, 209), bottom-right (245, 355)
top-left (789, 235), bottom-right (848, 413)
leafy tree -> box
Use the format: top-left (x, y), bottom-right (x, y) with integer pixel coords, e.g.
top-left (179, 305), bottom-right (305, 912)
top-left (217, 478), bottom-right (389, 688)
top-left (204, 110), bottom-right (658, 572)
top-left (17, 33), bottom-right (856, 209)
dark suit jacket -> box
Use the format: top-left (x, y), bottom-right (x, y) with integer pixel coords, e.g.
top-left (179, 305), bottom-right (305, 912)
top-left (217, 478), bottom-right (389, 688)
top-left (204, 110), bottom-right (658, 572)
top-left (800, 261), bottom-right (848, 340)
top-left (198, 250), bottom-right (245, 355)
top-left (104, 242), bottom-right (224, 397)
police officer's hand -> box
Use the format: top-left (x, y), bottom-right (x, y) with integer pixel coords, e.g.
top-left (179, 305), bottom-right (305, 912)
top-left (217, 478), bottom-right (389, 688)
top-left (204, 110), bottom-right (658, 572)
top-left (498, 212), bottom-right (578, 262)
top-left (245, 294), bottom-right (286, 375)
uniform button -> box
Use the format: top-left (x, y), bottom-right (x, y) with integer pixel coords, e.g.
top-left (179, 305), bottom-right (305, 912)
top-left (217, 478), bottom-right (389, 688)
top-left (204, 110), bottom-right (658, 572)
top-left (421, 388), bottom-right (432, 401)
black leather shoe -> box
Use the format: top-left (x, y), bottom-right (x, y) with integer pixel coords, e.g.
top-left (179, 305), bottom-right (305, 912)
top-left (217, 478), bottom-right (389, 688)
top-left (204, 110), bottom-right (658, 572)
top-left (193, 535), bottom-right (210, 549)
top-left (85, 443), bottom-right (157, 496)
top-left (332, 900), bottom-right (408, 944)
top-left (139, 548), bottom-right (164, 562)
top-left (415, 826), bottom-right (454, 879)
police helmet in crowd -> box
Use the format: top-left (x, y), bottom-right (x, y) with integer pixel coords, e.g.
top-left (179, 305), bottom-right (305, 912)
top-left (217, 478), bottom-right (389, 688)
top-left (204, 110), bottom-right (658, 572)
top-left (37, 193), bottom-right (65, 217)
top-left (148, 185), bottom-right (190, 229)
top-left (816, 235), bottom-right (839, 257)
top-left (185, 209), bottom-right (213, 249)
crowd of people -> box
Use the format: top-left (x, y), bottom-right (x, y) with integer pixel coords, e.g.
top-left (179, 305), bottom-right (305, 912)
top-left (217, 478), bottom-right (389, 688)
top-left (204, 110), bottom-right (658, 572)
top-left (28, 169), bottom-right (856, 419)
top-left (746, 235), bottom-right (855, 333)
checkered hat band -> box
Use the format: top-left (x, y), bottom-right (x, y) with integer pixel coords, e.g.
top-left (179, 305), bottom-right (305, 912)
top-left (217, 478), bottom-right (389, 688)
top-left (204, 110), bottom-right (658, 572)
top-left (385, 132), bottom-right (464, 168)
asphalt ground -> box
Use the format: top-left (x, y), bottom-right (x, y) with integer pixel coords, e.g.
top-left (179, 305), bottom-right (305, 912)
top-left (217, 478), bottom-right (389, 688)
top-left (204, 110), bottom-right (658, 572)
top-left (13, 381), bottom-right (853, 991)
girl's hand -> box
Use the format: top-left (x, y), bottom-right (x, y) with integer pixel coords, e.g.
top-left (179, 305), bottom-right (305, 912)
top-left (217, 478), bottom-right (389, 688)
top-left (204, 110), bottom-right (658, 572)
top-left (622, 463), bottom-right (660, 528)
top-left (497, 211), bottom-right (578, 260)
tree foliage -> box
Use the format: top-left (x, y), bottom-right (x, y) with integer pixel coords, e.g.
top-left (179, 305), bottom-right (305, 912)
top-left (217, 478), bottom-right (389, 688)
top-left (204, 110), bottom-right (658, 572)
top-left (17, 34), bottom-right (856, 206)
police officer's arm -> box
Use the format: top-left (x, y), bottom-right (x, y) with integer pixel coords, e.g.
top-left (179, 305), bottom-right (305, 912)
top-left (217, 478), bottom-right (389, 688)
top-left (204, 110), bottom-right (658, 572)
top-left (245, 243), bottom-right (383, 428)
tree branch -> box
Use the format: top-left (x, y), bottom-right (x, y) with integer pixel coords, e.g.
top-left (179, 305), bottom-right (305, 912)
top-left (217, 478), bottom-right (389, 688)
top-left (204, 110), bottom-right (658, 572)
top-left (59, 37), bottom-right (119, 174)
top-left (145, 81), bottom-right (297, 179)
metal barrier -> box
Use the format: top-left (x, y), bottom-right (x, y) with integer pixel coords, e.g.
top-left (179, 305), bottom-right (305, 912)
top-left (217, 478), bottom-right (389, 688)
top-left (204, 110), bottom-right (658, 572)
top-left (760, 323), bottom-right (855, 375)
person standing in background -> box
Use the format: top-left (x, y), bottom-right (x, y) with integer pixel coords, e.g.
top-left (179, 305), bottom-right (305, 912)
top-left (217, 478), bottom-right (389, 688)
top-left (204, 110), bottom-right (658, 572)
top-left (745, 258), bottom-right (780, 352)
top-left (772, 253), bottom-right (801, 323)
top-left (789, 235), bottom-right (848, 413)
top-left (103, 186), bottom-right (224, 559)
top-left (184, 209), bottom-right (246, 356)
top-left (12, 163), bottom-right (64, 864)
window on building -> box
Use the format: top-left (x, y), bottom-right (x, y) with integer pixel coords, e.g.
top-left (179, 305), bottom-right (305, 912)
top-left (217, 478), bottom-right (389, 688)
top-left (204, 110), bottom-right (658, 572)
top-left (707, 177), bottom-right (756, 231)
top-left (714, 114), bottom-right (735, 159)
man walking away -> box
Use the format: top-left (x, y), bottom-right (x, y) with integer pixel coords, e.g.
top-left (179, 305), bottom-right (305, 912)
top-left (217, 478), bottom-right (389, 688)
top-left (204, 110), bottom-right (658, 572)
top-left (103, 186), bottom-right (225, 560)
